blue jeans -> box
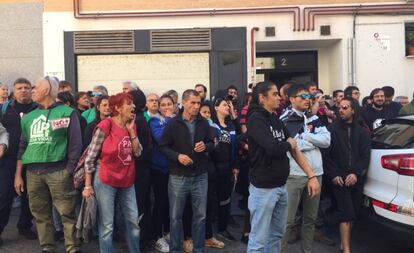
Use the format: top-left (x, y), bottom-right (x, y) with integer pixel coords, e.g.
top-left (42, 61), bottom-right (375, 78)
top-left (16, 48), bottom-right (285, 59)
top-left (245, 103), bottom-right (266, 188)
top-left (169, 173), bottom-right (208, 253)
top-left (247, 184), bottom-right (288, 253)
top-left (94, 174), bottom-right (140, 253)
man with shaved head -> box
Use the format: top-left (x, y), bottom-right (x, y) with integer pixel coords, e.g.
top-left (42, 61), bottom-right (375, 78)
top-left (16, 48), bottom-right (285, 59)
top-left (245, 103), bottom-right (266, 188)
top-left (14, 76), bottom-right (82, 253)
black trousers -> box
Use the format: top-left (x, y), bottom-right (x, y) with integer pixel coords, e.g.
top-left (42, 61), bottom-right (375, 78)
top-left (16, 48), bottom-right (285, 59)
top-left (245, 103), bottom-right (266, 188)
top-left (205, 172), bottom-right (217, 239)
top-left (0, 156), bottom-right (33, 234)
top-left (134, 161), bottom-right (153, 242)
top-left (330, 178), bottom-right (364, 224)
top-left (216, 167), bottom-right (233, 232)
top-left (150, 169), bottom-right (170, 239)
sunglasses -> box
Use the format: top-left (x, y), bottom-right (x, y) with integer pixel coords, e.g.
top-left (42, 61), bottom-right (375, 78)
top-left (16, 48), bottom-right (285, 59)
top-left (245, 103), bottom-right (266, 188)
top-left (45, 76), bottom-right (52, 90)
top-left (294, 93), bottom-right (312, 100)
top-left (339, 104), bottom-right (351, 110)
top-left (91, 91), bottom-right (103, 97)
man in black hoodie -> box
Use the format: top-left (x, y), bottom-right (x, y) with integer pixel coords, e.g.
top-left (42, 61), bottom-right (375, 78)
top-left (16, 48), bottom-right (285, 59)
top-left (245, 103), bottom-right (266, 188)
top-left (160, 89), bottom-right (214, 253)
top-left (246, 81), bottom-right (320, 253)
top-left (323, 97), bottom-right (370, 253)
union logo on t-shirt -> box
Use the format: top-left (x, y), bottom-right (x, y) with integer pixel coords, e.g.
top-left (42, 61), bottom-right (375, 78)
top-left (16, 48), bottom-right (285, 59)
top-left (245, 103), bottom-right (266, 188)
top-left (118, 136), bottom-right (133, 165)
top-left (51, 118), bottom-right (70, 130)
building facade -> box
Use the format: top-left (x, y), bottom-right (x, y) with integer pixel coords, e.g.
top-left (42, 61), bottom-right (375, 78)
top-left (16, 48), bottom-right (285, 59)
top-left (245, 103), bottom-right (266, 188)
top-left (1, 0), bottom-right (413, 98)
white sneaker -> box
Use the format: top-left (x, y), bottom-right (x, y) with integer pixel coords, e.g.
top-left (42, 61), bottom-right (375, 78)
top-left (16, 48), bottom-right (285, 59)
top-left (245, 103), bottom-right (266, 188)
top-left (155, 237), bottom-right (169, 253)
top-left (163, 233), bottom-right (170, 243)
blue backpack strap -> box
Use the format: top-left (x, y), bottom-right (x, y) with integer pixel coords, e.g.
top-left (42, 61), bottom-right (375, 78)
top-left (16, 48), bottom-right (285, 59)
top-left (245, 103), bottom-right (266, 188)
top-left (0, 100), bottom-right (11, 122)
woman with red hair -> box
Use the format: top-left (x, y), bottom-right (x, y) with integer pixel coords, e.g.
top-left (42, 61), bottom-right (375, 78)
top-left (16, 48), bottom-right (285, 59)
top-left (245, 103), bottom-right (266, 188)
top-left (83, 92), bottom-right (143, 253)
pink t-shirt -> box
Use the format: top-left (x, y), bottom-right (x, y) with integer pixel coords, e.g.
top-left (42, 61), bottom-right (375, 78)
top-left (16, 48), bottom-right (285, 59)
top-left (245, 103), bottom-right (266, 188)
top-left (97, 118), bottom-right (135, 187)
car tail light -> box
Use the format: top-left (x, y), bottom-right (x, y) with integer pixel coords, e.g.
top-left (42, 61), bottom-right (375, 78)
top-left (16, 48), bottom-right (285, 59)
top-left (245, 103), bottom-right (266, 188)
top-left (371, 198), bottom-right (414, 217)
top-left (372, 199), bottom-right (398, 213)
top-left (381, 154), bottom-right (414, 176)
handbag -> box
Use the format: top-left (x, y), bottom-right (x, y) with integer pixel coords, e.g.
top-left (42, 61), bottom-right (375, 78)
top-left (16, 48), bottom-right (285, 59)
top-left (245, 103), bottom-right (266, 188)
top-left (73, 118), bottom-right (112, 189)
top-left (73, 146), bottom-right (90, 190)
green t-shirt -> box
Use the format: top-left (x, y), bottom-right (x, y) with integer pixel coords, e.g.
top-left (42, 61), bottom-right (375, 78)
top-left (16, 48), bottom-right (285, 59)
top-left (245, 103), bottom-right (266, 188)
top-left (82, 108), bottom-right (96, 124)
top-left (144, 111), bottom-right (151, 122)
top-left (21, 105), bottom-right (74, 164)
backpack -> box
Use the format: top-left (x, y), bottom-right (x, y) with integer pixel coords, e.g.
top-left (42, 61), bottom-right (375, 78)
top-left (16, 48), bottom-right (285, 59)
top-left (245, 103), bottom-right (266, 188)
top-left (73, 118), bottom-right (112, 189)
top-left (0, 100), bottom-right (11, 122)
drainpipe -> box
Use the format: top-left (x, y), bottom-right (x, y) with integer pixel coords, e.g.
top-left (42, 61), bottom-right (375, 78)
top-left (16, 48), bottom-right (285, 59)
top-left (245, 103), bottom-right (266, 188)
top-left (351, 10), bottom-right (357, 86)
top-left (348, 38), bottom-right (354, 86)
top-left (250, 27), bottom-right (259, 85)
top-left (347, 7), bottom-right (359, 87)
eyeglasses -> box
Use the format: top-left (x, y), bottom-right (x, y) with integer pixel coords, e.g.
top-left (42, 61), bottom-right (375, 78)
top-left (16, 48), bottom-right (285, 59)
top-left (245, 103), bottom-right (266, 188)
top-left (339, 104), bottom-right (351, 110)
top-left (294, 93), bottom-right (312, 100)
top-left (352, 91), bottom-right (360, 95)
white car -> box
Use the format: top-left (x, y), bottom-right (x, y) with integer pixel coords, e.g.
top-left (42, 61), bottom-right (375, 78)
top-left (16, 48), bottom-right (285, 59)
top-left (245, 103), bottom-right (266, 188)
top-left (363, 115), bottom-right (414, 236)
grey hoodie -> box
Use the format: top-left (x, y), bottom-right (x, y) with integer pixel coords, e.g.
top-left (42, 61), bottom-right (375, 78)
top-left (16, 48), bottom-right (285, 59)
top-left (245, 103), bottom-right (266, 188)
top-left (280, 108), bottom-right (330, 176)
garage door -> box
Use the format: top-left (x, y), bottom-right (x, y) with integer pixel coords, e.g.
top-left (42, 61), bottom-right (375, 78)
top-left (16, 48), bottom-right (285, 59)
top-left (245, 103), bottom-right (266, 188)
top-left (77, 53), bottom-right (210, 99)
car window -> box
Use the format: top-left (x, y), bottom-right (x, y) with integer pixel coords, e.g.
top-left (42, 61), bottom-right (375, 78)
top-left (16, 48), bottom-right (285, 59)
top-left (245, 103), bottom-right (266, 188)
top-left (372, 122), bottom-right (414, 149)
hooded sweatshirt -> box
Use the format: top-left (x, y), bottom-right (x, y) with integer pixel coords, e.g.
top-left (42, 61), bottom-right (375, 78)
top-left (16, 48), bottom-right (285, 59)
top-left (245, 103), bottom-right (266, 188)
top-left (246, 104), bottom-right (292, 188)
top-left (323, 118), bottom-right (371, 181)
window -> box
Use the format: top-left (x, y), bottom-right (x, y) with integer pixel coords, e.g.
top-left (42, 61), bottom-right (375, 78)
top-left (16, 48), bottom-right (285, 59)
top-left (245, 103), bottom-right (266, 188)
top-left (405, 22), bottom-right (414, 56)
top-left (372, 120), bottom-right (414, 149)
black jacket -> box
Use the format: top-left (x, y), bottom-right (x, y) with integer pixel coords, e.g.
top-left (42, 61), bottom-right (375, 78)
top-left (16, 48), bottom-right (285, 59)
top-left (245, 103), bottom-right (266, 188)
top-left (134, 111), bottom-right (152, 164)
top-left (323, 119), bottom-right (371, 181)
top-left (159, 113), bottom-right (214, 176)
top-left (0, 100), bottom-right (37, 159)
top-left (246, 104), bottom-right (292, 188)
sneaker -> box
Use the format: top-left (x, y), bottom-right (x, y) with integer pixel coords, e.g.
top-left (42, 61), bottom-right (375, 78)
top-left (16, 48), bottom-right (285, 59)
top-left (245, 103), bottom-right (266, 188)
top-left (313, 228), bottom-right (336, 246)
top-left (183, 239), bottom-right (193, 253)
top-left (154, 237), bottom-right (169, 253)
top-left (163, 233), bottom-right (170, 244)
top-left (217, 230), bottom-right (236, 241)
top-left (54, 230), bottom-right (64, 242)
top-left (19, 229), bottom-right (37, 240)
top-left (205, 237), bottom-right (225, 248)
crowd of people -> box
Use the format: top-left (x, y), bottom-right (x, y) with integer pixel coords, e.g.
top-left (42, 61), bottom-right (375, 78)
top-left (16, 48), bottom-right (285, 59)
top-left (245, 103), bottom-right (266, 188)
top-left (0, 76), bottom-right (413, 253)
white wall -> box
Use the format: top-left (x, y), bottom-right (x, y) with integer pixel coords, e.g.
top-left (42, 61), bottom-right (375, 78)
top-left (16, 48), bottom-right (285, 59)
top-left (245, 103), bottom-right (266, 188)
top-left (77, 53), bottom-right (210, 97)
top-left (355, 17), bottom-right (414, 99)
top-left (43, 9), bottom-right (414, 98)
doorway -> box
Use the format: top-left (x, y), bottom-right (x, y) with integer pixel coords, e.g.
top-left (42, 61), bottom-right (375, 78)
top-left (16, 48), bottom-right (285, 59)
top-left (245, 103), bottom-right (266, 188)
top-left (256, 51), bottom-right (318, 88)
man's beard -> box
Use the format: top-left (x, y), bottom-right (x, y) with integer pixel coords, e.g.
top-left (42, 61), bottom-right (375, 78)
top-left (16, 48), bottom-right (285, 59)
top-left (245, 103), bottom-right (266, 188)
top-left (373, 101), bottom-right (384, 109)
